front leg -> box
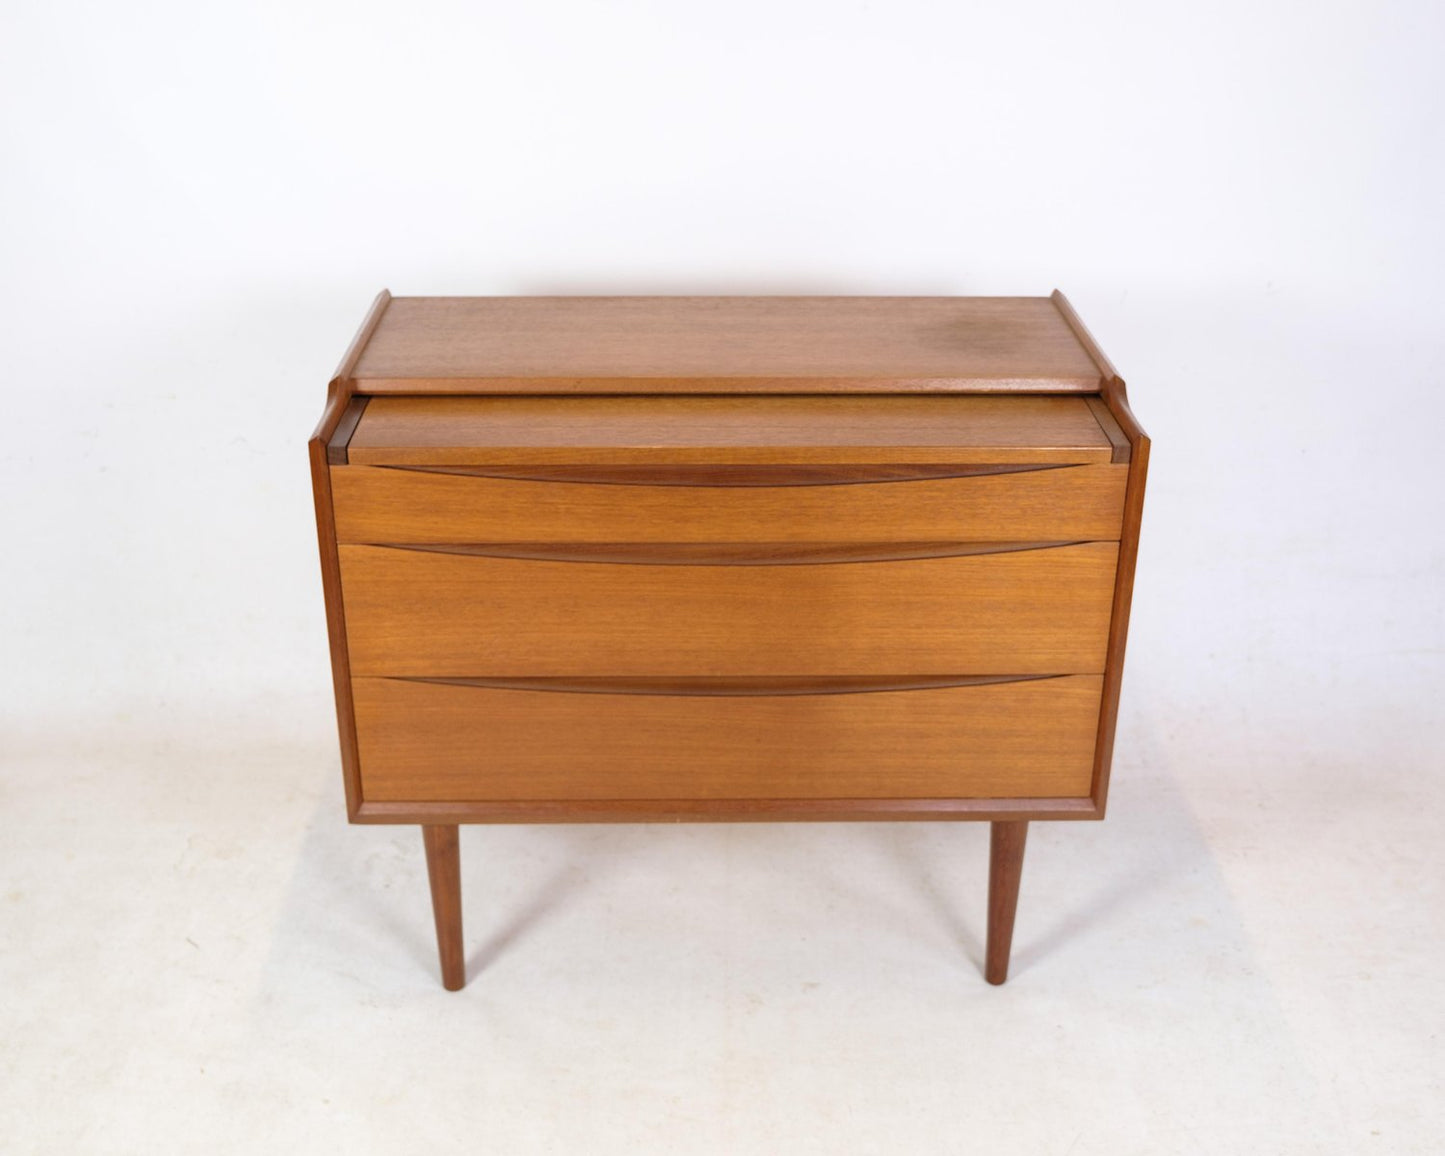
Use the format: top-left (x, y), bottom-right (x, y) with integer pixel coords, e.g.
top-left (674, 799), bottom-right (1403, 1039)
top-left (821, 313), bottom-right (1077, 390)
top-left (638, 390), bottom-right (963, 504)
top-left (422, 824), bottom-right (465, 990)
top-left (985, 820), bottom-right (1028, 985)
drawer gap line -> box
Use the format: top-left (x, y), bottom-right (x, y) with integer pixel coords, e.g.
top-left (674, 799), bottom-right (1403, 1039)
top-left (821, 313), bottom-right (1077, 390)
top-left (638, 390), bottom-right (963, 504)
top-left (380, 674), bottom-right (1067, 697)
top-left (360, 540), bottom-right (1088, 565)
top-left (370, 462), bottom-right (1080, 487)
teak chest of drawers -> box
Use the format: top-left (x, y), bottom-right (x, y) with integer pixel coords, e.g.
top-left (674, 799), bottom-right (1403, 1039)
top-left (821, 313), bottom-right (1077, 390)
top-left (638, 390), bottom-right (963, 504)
top-left (309, 292), bottom-right (1149, 989)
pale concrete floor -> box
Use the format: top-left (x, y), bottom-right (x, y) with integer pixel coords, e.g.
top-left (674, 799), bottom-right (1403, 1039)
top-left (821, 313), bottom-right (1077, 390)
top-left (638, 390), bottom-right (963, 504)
top-left (2, 686), bottom-right (1441, 1155)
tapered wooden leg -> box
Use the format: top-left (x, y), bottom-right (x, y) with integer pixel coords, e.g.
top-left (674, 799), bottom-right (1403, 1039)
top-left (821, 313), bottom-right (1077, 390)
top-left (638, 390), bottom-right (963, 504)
top-left (422, 824), bottom-right (465, 991)
top-left (985, 820), bottom-right (1028, 985)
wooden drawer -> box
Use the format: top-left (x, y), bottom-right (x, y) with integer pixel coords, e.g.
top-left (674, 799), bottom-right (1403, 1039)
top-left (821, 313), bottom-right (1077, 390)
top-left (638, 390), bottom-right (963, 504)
top-left (338, 541), bottom-right (1117, 676)
top-left (343, 394), bottom-right (1120, 465)
top-left (331, 462), bottom-right (1126, 544)
top-left (353, 674), bottom-right (1104, 801)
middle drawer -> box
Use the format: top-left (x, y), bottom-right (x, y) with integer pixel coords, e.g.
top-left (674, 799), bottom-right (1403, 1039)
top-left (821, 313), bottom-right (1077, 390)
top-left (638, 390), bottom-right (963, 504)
top-left (338, 542), bottom-right (1118, 676)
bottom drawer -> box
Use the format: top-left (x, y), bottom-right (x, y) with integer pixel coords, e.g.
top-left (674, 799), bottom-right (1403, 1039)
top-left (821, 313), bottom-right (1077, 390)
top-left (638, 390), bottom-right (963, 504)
top-left (353, 674), bottom-right (1102, 802)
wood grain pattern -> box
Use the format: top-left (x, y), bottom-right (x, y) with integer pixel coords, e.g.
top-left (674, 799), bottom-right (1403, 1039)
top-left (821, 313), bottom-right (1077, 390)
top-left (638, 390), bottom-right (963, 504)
top-left (422, 825), bottom-right (465, 991)
top-left (401, 673), bottom-right (1058, 696)
top-left (331, 462), bottom-right (1127, 544)
top-left (1051, 291), bottom-right (1150, 815)
top-left (325, 397), bottom-right (369, 465)
top-left (373, 541), bottom-right (1082, 565)
top-left (986, 820), bottom-right (1028, 984)
top-left (1050, 290), bottom-right (1117, 381)
top-left (1084, 396), bottom-right (1130, 464)
top-left (381, 462), bottom-right (1066, 486)
top-left (345, 395), bottom-right (1114, 466)
top-left (353, 797), bottom-right (1102, 824)
top-left (313, 292), bottom-right (1145, 839)
top-left (312, 292), bottom-right (1150, 991)
top-left (350, 296), bottom-right (1103, 393)
top-left (339, 542), bottom-right (1119, 677)
top-left (308, 289), bottom-right (391, 820)
top-left (353, 675), bottom-right (1103, 802)
top-left (329, 290), bottom-right (393, 388)
top-left (1091, 378), bottom-right (1150, 813)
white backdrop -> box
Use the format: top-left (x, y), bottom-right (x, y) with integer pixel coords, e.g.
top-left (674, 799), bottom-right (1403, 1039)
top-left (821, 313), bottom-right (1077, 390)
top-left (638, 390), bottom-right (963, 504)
top-left (3, 0), bottom-right (1441, 746)
top-left (3, 1), bottom-right (1442, 1150)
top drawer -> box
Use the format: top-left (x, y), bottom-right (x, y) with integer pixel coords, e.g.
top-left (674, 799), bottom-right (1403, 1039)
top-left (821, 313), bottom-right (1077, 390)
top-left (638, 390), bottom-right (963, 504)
top-left (341, 395), bottom-right (1121, 466)
top-left (331, 394), bottom-right (1127, 544)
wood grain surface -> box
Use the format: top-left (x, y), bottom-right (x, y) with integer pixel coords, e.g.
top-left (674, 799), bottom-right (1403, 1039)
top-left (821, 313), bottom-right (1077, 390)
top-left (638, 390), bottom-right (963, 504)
top-left (353, 675), bottom-right (1103, 802)
top-left (347, 541), bottom-right (1085, 566)
top-left (331, 462), bottom-right (1126, 544)
top-left (1091, 378), bottom-right (1150, 812)
top-left (1051, 292), bottom-right (1151, 815)
top-left (395, 673), bottom-right (1057, 696)
top-left (338, 542), bottom-right (1118, 676)
top-left (308, 289), bottom-right (391, 819)
top-left (1084, 396), bottom-right (1130, 463)
top-left (986, 820), bottom-right (1029, 984)
top-left (314, 291), bottom-right (1146, 838)
top-left (352, 797), bottom-right (1102, 824)
top-left (349, 296), bottom-right (1104, 393)
top-left (346, 395), bottom-right (1113, 466)
top-left (325, 396), bottom-right (370, 465)
top-left (421, 825), bottom-right (465, 990)
top-left (373, 463), bottom-right (1066, 486)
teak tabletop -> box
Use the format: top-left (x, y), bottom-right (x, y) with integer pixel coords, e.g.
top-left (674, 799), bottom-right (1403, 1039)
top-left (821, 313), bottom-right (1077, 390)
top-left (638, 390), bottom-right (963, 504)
top-left (349, 295), bottom-right (1105, 392)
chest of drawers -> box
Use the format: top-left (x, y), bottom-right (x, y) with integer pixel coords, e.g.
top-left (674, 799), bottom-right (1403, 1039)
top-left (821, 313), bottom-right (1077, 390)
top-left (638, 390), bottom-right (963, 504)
top-left (309, 292), bottom-right (1149, 989)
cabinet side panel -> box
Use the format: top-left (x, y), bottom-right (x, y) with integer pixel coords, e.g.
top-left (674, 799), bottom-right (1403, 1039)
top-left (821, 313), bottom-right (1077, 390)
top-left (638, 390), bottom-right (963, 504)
top-left (310, 410), bottom-right (363, 818)
top-left (309, 291), bottom-right (392, 819)
top-left (1091, 379), bottom-right (1149, 812)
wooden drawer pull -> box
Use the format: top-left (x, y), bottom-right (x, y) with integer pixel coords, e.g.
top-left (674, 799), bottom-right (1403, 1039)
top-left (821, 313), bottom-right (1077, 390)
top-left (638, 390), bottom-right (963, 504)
top-left (365, 540), bottom-right (1082, 566)
top-left (378, 463), bottom-right (1074, 487)
top-left (390, 674), bottom-right (1063, 697)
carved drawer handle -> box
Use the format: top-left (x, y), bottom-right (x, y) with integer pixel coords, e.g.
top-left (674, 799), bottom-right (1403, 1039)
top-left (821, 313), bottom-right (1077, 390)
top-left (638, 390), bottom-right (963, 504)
top-left (378, 463), bottom-right (1075, 487)
top-left (388, 674), bottom-right (1064, 698)
top-left (367, 541), bottom-right (1083, 565)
